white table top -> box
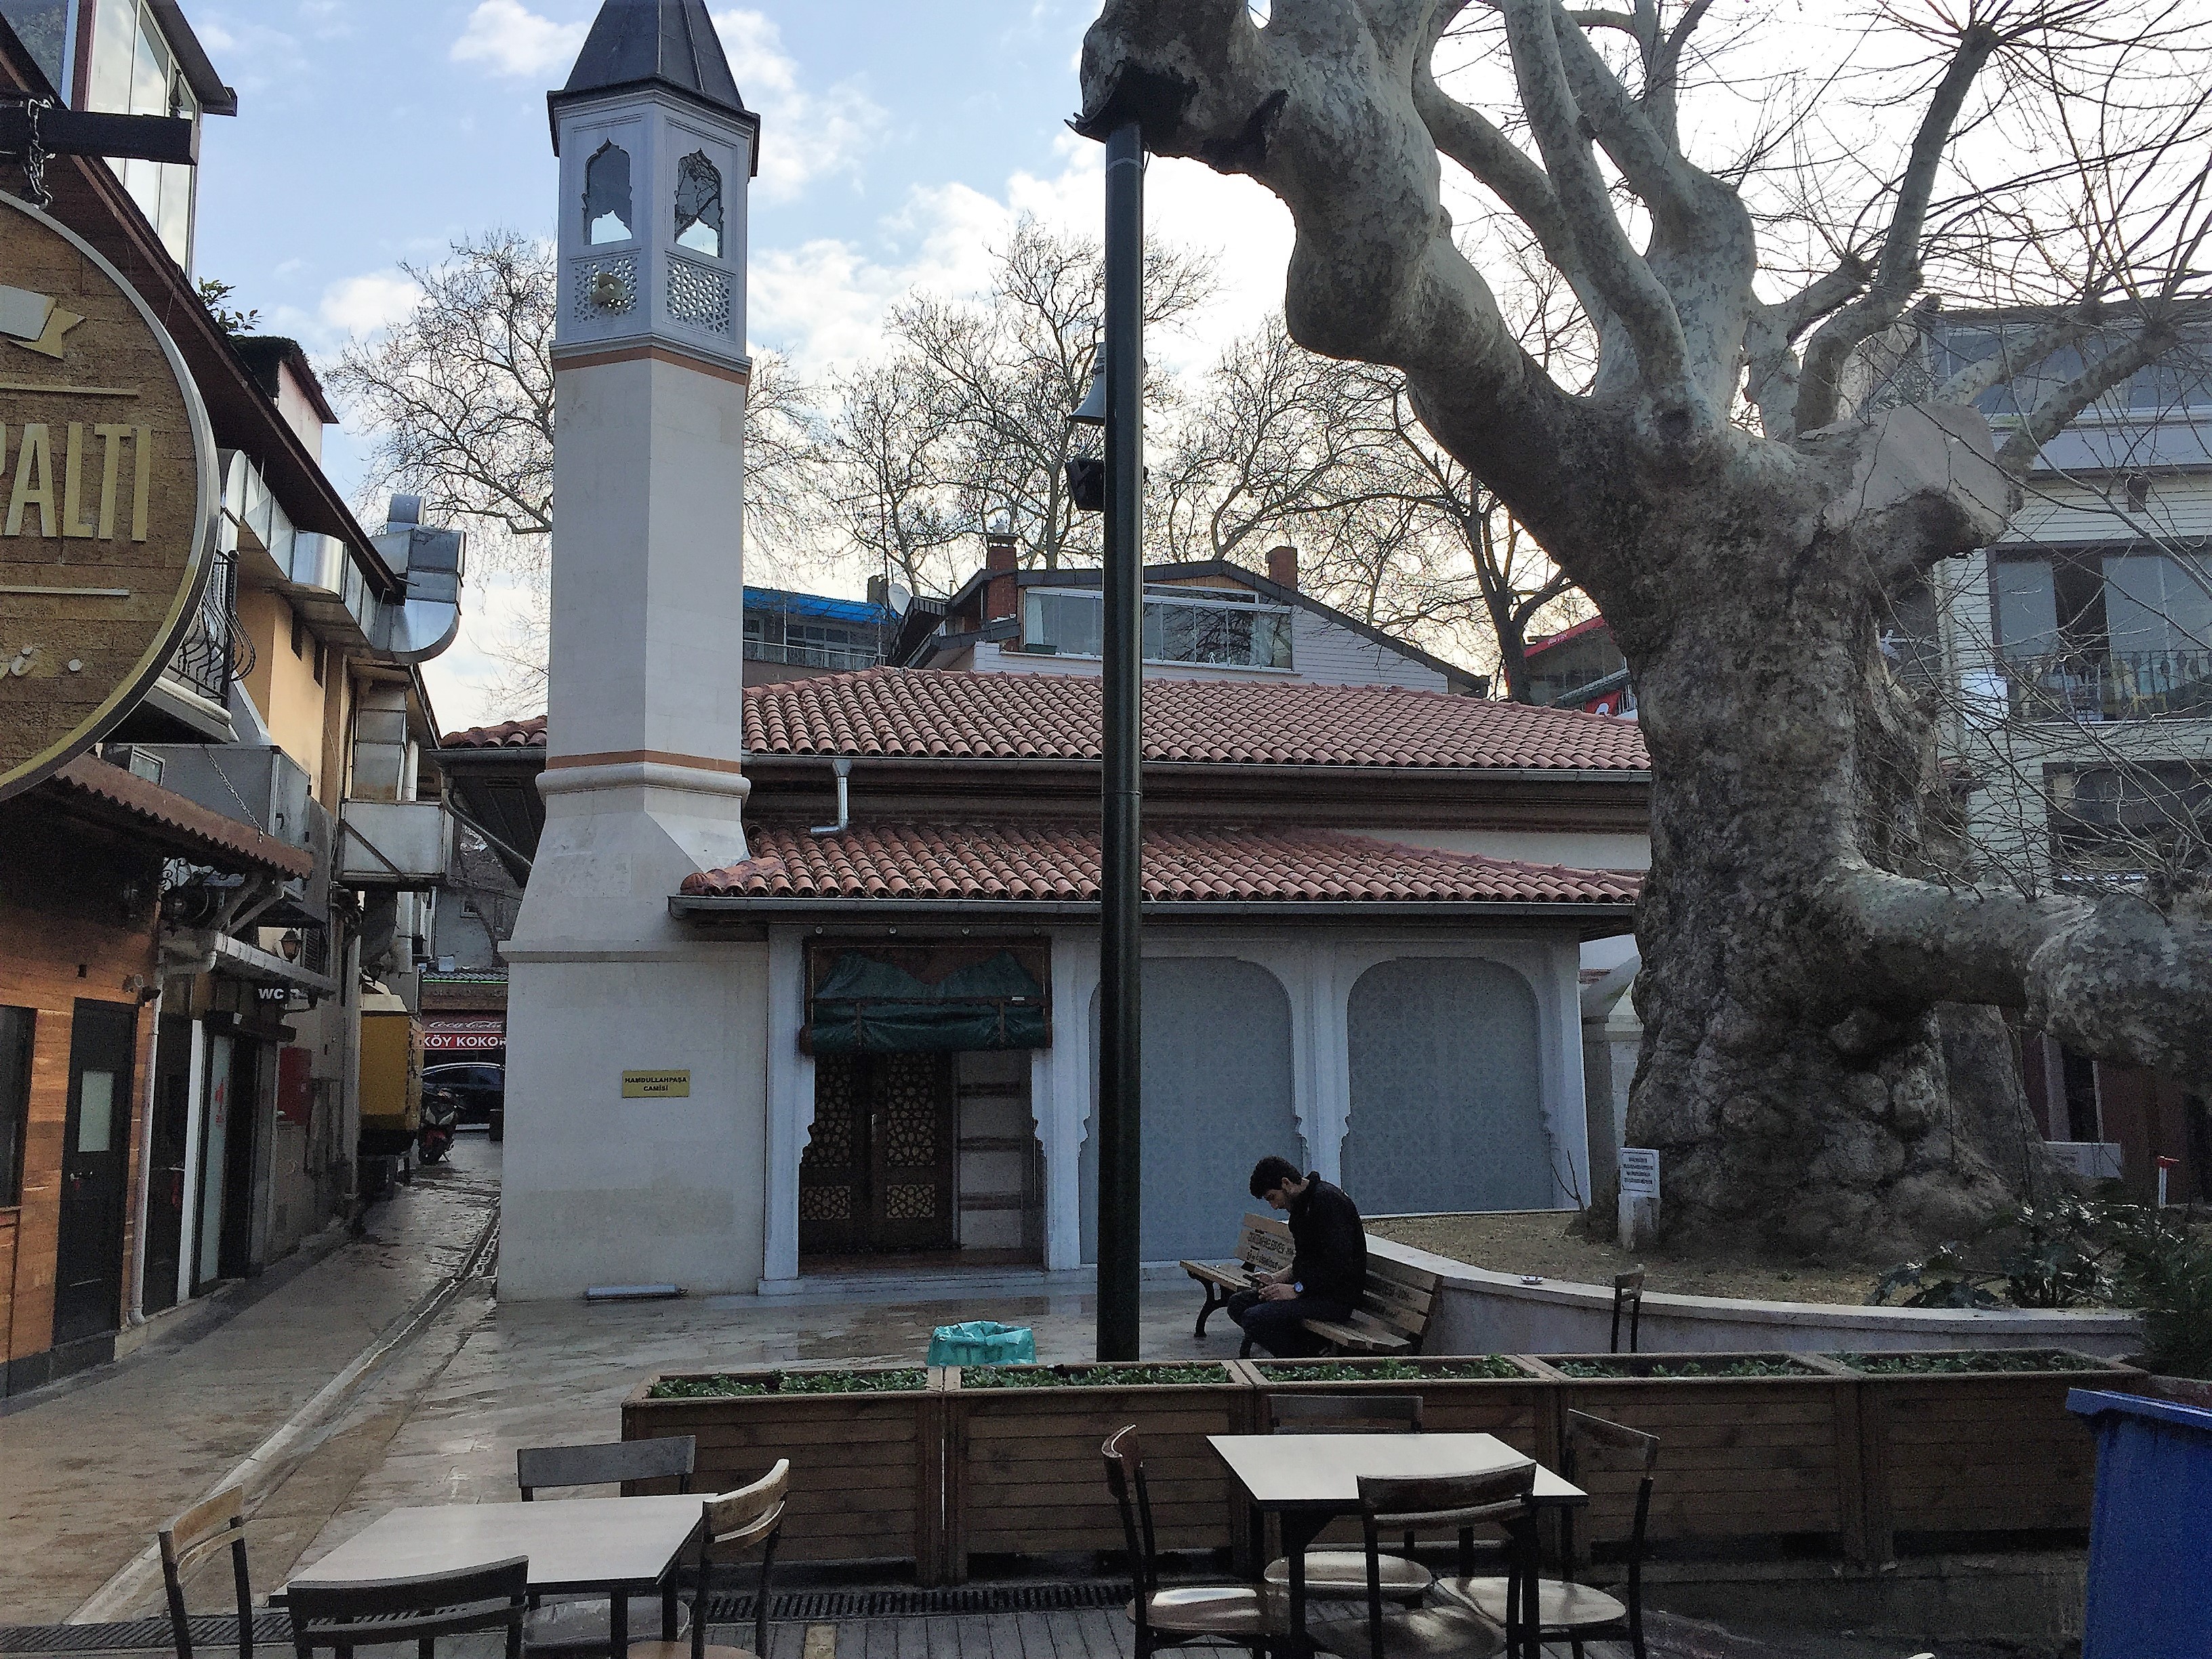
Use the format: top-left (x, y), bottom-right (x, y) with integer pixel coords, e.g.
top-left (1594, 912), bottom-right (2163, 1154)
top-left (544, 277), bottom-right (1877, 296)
top-left (1208, 1432), bottom-right (1586, 1509)
top-left (287, 1495), bottom-right (707, 1595)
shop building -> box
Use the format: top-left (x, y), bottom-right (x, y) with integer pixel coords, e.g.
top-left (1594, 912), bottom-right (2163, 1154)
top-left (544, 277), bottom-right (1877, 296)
top-left (0, 1), bottom-right (466, 1391)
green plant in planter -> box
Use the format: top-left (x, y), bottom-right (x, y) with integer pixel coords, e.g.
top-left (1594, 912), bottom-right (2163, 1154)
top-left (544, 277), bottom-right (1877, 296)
top-left (644, 1367), bottom-right (926, 1399)
top-left (963, 1363), bottom-right (1232, 1389)
top-left (1832, 1350), bottom-right (2106, 1376)
top-left (2110, 1206), bottom-right (2212, 1380)
top-left (1553, 1356), bottom-right (1816, 1379)
top-left (1255, 1357), bottom-right (1525, 1382)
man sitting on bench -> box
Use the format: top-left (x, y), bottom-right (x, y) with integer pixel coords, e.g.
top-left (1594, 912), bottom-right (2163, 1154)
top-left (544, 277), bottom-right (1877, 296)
top-left (1226, 1155), bottom-right (1367, 1357)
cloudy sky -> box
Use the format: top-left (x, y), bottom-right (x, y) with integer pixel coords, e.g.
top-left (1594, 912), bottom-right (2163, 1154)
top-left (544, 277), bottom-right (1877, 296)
top-left (184, 1), bottom-right (1298, 729)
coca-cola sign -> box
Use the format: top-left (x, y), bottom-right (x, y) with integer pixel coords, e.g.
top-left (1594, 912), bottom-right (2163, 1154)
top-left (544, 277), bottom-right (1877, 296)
top-left (424, 1016), bottom-right (504, 1052)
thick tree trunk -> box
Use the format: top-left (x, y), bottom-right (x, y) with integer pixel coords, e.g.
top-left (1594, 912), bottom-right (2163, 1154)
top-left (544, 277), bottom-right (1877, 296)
top-left (1613, 480), bottom-right (2018, 1259)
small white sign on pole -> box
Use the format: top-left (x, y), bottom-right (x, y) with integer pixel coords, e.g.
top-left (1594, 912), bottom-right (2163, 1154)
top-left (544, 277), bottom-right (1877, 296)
top-left (1618, 1147), bottom-right (1660, 1250)
top-left (1618, 1148), bottom-right (1660, 1199)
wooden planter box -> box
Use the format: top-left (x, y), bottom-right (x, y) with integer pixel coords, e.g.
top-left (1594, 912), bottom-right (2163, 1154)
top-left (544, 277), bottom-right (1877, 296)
top-left (942, 1362), bottom-right (1256, 1582)
top-left (1234, 1355), bottom-right (1558, 1553)
top-left (621, 1366), bottom-right (948, 1580)
top-left (1827, 1349), bottom-right (2145, 1561)
top-left (1533, 1352), bottom-right (1865, 1559)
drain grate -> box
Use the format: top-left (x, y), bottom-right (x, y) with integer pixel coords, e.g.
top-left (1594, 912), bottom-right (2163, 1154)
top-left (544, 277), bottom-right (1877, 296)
top-left (0, 1587), bottom-right (1130, 1654)
top-left (707, 1582), bottom-right (1129, 1621)
top-left (0, 1613), bottom-right (290, 1654)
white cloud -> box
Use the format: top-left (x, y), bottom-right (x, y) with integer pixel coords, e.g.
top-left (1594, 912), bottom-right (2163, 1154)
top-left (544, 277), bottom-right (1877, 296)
top-left (449, 0), bottom-right (587, 79)
top-left (711, 8), bottom-right (887, 203)
top-left (747, 135), bottom-right (1296, 387)
top-left (319, 271), bottom-right (424, 336)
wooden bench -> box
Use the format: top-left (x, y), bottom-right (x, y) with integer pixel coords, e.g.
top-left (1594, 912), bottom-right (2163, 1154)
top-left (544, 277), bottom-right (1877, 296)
top-left (1180, 1212), bottom-right (1440, 1357)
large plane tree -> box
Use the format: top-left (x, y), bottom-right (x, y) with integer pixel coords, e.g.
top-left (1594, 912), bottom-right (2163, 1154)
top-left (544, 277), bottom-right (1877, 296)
top-left (1077, 0), bottom-right (2212, 1254)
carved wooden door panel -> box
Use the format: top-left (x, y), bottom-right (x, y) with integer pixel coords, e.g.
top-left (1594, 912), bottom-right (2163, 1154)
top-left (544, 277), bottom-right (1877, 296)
top-left (800, 1053), bottom-right (957, 1255)
top-left (798, 1053), bottom-right (866, 1254)
top-left (867, 1053), bottom-right (956, 1251)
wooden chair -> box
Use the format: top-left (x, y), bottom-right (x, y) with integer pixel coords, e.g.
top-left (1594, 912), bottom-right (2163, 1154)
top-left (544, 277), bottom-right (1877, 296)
top-left (516, 1436), bottom-right (697, 1499)
top-left (1442, 1412), bottom-right (1659, 1659)
top-left (285, 1557), bottom-right (529, 1659)
top-left (1259, 1396), bottom-right (1433, 1605)
top-left (515, 1437), bottom-right (697, 1652)
top-left (1103, 1425), bottom-right (1284, 1659)
top-left (631, 1460), bottom-right (790, 1659)
top-left (1610, 1272), bottom-right (1645, 1355)
top-left (1311, 1465), bottom-right (1540, 1659)
top-left (159, 1486), bottom-right (253, 1659)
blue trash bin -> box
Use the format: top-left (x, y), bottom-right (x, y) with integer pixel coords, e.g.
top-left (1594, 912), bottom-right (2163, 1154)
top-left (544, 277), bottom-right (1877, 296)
top-left (2066, 1387), bottom-right (2212, 1659)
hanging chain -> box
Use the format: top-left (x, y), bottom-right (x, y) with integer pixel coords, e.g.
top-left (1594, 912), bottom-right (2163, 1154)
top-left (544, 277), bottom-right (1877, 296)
top-left (4, 96), bottom-right (56, 209)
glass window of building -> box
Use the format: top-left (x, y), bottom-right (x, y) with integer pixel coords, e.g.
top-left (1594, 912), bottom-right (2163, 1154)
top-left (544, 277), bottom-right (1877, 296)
top-left (85, 0), bottom-right (200, 269)
top-left (0, 0), bottom-right (70, 89)
top-left (1021, 586), bottom-right (1293, 670)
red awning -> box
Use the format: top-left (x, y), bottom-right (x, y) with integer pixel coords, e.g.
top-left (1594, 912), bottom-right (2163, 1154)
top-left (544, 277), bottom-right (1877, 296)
top-left (424, 1016), bottom-right (505, 1052)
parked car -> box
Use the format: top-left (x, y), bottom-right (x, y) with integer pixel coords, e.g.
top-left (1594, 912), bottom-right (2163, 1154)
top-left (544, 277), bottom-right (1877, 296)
top-left (421, 1061), bottom-right (505, 1142)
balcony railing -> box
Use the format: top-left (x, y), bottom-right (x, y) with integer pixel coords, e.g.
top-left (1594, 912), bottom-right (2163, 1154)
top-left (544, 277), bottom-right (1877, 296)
top-left (2003, 649), bottom-right (2212, 722)
top-left (743, 638), bottom-right (880, 671)
top-left (165, 545), bottom-right (253, 703)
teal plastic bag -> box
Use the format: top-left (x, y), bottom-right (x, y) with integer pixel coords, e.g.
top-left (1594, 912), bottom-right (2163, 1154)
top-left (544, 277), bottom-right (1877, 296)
top-left (928, 1320), bottom-right (1036, 1366)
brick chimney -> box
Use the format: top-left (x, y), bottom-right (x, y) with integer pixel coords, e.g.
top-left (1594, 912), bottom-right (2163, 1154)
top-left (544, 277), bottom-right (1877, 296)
top-left (985, 533), bottom-right (1019, 622)
top-left (1266, 544), bottom-right (1299, 591)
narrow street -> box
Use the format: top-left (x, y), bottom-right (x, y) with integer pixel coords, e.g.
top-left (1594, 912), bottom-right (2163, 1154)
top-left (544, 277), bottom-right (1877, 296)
top-left (0, 1137), bottom-right (499, 1623)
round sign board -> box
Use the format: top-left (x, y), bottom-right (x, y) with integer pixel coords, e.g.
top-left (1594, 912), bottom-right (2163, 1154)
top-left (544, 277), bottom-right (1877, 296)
top-left (0, 191), bottom-right (218, 802)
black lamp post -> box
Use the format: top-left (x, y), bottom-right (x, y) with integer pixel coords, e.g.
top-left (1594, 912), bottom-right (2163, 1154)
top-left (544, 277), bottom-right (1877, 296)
top-left (1080, 120), bottom-right (1145, 1361)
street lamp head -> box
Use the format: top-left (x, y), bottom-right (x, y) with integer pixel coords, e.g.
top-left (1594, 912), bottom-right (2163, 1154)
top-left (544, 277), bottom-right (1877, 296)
top-left (1069, 365), bottom-right (1107, 427)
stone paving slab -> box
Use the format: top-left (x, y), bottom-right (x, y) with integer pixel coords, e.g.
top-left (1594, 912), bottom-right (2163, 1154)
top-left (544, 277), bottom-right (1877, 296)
top-left (0, 1143), bottom-right (499, 1622)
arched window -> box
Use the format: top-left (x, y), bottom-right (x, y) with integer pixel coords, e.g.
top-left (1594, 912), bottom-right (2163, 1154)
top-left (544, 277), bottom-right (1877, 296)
top-left (583, 141), bottom-right (632, 244)
top-left (674, 150), bottom-right (723, 258)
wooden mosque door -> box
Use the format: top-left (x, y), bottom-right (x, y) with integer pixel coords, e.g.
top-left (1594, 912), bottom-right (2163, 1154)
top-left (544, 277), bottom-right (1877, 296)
top-left (798, 1053), bottom-right (957, 1255)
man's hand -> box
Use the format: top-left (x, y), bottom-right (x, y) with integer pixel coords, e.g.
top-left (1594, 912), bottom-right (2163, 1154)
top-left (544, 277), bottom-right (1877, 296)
top-left (1258, 1282), bottom-right (1298, 1303)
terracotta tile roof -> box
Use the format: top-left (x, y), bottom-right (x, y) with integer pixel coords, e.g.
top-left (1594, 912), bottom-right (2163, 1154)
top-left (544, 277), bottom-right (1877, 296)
top-left (442, 715), bottom-right (548, 750)
top-left (49, 756), bottom-right (316, 878)
top-left (444, 671), bottom-right (1647, 771)
top-left (680, 820), bottom-right (1641, 907)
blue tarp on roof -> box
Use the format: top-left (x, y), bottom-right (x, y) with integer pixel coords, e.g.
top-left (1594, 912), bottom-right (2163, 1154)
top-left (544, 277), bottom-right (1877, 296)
top-left (745, 586), bottom-right (888, 624)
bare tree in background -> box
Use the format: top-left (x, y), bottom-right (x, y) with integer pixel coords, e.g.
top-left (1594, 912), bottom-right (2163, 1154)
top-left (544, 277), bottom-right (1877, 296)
top-left (1164, 243), bottom-right (1596, 697)
top-left (819, 350), bottom-right (970, 599)
top-left (1078, 0), bottom-right (2212, 1254)
top-left (329, 231), bottom-right (821, 712)
top-left (891, 215), bottom-right (1215, 571)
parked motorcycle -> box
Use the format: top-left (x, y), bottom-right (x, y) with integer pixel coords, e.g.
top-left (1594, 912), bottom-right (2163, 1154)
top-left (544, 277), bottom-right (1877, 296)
top-left (418, 1090), bottom-right (462, 1164)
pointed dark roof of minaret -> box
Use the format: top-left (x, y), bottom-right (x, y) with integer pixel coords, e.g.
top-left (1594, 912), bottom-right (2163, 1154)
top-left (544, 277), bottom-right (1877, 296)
top-left (548, 0), bottom-right (758, 165)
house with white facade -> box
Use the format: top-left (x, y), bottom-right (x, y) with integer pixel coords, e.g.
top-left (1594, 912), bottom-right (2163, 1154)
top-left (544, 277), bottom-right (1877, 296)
top-left (892, 537), bottom-right (1489, 696)
top-left (1910, 305), bottom-right (2212, 1201)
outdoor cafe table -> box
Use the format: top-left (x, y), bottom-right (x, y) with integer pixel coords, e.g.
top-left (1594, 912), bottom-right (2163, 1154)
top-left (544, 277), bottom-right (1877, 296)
top-left (280, 1494), bottom-right (707, 1651)
top-left (1207, 1432), bottom-right (1588, 1651)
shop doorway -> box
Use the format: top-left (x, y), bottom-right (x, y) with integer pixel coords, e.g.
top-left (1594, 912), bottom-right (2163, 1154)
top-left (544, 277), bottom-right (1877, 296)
top-left (799, 1053), bottom-right (957, 1254)
top-left (193, 1033), bottom-right (260, 1292)
top-left (142, 1015), bottom-right (194, 1315)
top-left (53, 1000), bottom-right (136, 1346)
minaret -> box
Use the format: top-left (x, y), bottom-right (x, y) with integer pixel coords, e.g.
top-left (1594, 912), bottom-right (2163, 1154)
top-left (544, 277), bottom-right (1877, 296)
top-left (501, 0), bottom-right (765, 1298)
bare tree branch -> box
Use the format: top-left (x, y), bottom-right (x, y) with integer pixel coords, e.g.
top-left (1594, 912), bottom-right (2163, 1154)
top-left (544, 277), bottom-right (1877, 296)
top-left (1794, 22), bottom-right (2001, 434)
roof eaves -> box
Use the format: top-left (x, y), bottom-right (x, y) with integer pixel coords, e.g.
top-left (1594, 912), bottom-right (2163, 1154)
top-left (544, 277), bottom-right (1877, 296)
top-left (146, 0), bottom-right (239, 115)
top-left (669, 893), bottom-right (1637, 936)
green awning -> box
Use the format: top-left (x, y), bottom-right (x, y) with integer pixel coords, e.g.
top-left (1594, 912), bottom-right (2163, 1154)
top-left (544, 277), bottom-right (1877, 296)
top-left (809, 949), bottom-right (1048, 1054)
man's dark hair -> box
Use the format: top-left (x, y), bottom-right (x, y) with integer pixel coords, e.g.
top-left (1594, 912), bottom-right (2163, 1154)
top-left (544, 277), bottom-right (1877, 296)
top-left (1250, 1155), bottom-right (1301, 1199)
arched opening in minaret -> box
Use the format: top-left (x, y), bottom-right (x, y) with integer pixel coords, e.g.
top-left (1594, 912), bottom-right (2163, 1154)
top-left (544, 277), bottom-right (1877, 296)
top-left (583, 140), bottom-right (633, 243)
top-left (674, 151), bottom-right (724, 258)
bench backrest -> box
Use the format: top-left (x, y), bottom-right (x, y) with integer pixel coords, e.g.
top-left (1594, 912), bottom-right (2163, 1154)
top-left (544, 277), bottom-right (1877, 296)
top-left (1235, 1212), bottom-right (1294, 1277)
top-left (1238, 1211), bottom-right (1440, 1349)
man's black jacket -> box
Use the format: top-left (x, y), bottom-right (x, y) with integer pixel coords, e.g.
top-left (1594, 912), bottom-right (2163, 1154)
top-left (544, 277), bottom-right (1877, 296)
top-left (1286, 1174), bottom-right (1366, 1305)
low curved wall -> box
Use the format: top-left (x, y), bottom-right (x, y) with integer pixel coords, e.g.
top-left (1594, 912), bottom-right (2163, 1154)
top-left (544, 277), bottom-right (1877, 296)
top-left (1366, 1236), bottom-right (2144, 1358)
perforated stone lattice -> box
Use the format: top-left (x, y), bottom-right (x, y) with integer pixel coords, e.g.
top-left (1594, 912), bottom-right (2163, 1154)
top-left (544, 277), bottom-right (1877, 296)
top-left (572, 253), bottom-right (638, 318)
top-left (667, 254), bottom-right (732, 332)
